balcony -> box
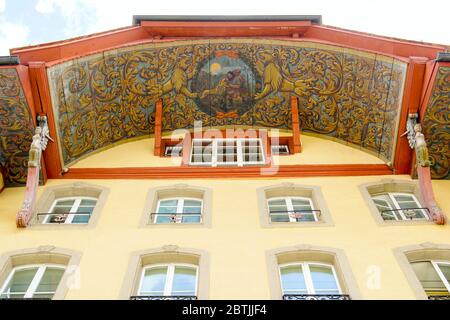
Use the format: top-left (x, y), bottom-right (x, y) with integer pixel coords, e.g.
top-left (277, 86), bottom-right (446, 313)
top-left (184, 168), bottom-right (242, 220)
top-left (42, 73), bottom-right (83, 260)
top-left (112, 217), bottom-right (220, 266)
top-left (380, 207), bottom-right (431, 220)
top-left (283, 294), bottom-right (351, 300)
top-left (130, 296), bottom-right (198, 300)
top-left (150, 213), bottom-right (202, 224)
top-left (428, 295), bottom-right (450, 300)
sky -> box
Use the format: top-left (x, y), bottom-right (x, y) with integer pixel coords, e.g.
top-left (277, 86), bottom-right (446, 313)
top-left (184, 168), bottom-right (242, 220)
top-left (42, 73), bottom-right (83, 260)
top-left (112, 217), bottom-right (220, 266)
top-left (0, 0), bottom-right (449, 56)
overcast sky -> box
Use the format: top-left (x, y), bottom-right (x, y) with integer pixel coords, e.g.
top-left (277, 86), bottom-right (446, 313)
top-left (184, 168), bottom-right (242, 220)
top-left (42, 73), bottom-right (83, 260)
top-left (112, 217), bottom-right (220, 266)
top-left (0, 0), bottom-right (449, 56)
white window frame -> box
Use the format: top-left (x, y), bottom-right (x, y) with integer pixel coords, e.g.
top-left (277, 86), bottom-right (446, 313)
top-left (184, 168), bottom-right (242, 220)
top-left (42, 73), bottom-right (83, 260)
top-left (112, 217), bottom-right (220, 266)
top-left (190, 138), bottom-right (265, 167)
top-left (138, 263), bottom-right (199, 297)
top-left (0, 264), bottom-right (66, 299)
top-left (430, 261), bottom-right (450, 293)
top-left (43, 196), bottom-right (97, 224)
top-left (278, 262), bottom-right (342, 295)
top-left (371, 192), bottom-right (428, 221)
top-left (154, 197), bottom-right (203, 224)
top-left (267, 196), bottom-right (318, 222)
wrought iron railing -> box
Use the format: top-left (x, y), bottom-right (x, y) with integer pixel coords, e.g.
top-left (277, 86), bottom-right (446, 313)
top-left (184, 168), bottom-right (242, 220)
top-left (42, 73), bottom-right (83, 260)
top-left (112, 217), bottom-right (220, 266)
top-left (428, 295), bottom-right (450, 300)
top-left (150, 213), bottom-right (202, 224)
top-left (130, 296), bottom-right (197, 300)
top-left (36, 212), bottom-right (91, 223)
top-left (283, 294), bottom-right (351, 300)
top-left (381, 207), bottom-right (431, 220)
top-left (0, 298), bottom-right (52, 300)
top-left (269, 210), bottom-right (321, 221)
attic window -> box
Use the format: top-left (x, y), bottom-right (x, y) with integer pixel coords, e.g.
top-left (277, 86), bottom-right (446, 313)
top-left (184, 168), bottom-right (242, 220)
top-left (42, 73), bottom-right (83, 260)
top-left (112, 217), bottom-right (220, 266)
top-left (271, 145), bottom-right (290, 155)
top-left (164, 145), bottom-right (183, 157)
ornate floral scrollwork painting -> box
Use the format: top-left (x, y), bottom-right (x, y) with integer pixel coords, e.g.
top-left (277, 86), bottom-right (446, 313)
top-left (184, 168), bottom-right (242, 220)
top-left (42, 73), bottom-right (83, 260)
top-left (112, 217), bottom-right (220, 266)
top-left (0, 68), bottom-right (35, 186)
top-left (47, 39), bottom-right (407, 167)
top-left (422, 66), bottom-right (450, 179)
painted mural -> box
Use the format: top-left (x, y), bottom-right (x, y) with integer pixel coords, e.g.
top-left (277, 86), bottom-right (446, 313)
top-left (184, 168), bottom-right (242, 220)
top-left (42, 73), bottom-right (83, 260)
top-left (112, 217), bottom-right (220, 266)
top-left (47, 39), bottom-right (407, 166)
top-left (422, 66), bottom-right (450, 180)
top-left (0, 68), bottom-right (35, 185)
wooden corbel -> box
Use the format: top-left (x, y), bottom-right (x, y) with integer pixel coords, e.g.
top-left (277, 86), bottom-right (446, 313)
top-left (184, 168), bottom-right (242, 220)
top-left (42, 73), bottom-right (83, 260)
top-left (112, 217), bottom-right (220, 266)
top-left (16, 115), bottom-right (53, 228)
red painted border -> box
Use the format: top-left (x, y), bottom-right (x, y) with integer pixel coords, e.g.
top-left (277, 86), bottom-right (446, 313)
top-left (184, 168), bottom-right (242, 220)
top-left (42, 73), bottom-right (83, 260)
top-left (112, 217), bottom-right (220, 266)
top-left (61, 164), bottom-right (392, 180)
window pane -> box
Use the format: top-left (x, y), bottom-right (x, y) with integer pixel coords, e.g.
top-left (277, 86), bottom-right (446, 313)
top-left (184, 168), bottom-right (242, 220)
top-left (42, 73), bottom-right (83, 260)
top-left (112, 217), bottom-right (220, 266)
top-left (80, 199), bottom-right (97, 206)
top-left (172, 267), bottom-right (197, 296)
top-left (437, 264), bottom-right (450, 286)
top-left (393, 194), bottom-right (417, 202)
top-left (155, 215), bottom-right (174, 224)
top-left (181, 215), bottom-right (201, 223)
top-left (280, 265), bottom-right (307, 294)
top-left (268, 199), bottom-right (286, 206)
top-left (71, 214), bottom-right (91, 224)
top-left (183, 207), bottom-right (202, 214)
top-left (55, 199), bottom-right (75, 206)
top-left (140, 267), bottom-right (168, 295)
top-left (297, 213), bottom-right (316, 222)
top-left (291, 199), bottom-right (311, 206)
top-left (48, 214), bottom-right (69, 224)
top-left (35, 268), bottom-right (65, 295)
top-left (1, 268), bottom-right (38, 298)
top-left (159, 200), bottom-right (178, 207)
top-left (184, 200), bottom-right (201, 207)
top-left (51, 207), bottom-right (71, 215)
top-left (158, 206), bottom-right (178, 214)
top-left (412, 261), bottom-right (448, 295)
top-left (309, 265), bottom-right (340, 294)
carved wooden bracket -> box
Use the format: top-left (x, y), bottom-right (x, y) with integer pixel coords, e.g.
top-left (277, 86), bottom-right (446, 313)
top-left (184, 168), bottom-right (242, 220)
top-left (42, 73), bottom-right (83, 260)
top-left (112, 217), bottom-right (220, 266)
top-left (154, 99), bottom-right (163, 156)
top-left (16, 116), bottom-right (52, 228)
top-left (412, 122), bottom-right (446, 225)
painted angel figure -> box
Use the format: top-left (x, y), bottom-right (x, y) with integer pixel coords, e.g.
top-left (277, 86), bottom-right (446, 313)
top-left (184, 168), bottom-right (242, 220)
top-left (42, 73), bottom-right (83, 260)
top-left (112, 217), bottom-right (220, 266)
top-left (414, 124), bottom-right (431, 167)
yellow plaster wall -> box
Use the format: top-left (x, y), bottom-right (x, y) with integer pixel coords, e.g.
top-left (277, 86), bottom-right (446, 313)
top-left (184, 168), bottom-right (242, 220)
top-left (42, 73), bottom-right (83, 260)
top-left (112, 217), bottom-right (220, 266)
top-left (70, 134), bottom-right (384, 168)
top-left (0, 175), bottom-right (449, 300)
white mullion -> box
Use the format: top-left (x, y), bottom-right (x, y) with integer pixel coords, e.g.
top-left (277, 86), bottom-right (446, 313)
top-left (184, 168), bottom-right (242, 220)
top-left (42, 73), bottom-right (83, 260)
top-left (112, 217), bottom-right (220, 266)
top-left (212, 140), bottom-right (218, 167)
top-left (66, 198), bottom-right (82, 224)
top-left (25, 266), bottom-right (45, 298)
top-left (177, 199), bottom-right (184, 223)
top-left (286, 198), bottom-right (296, 223)
top-left (165, 264), bottom-right (175, 296)
top-left (432, 261), bottom-right (450, 293)
top-left (237, 139), bottom-right (244, 167)
top-left (303, 263), bottom-right (316, 294)
top-left (389, 193), bottom-right (406, 220)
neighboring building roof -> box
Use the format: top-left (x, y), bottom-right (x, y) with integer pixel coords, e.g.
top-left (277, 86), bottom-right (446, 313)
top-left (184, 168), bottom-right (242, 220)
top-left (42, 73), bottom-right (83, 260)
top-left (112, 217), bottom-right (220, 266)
top-left (132, 15), bottom-right (323, 25)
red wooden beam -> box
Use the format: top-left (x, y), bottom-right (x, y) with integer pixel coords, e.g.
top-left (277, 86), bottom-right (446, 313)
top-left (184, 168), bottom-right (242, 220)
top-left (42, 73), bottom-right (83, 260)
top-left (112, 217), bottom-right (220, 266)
top-left (393, 57), bottom-right (428, 175)
top-left (28, 62), bottom-right (63, 179)
top-left (61, 164), bottom-right (392, 180)
top-left (153, 99), bottom-right (163, 156)
top-left (291, 96), bottom-right (302, 153)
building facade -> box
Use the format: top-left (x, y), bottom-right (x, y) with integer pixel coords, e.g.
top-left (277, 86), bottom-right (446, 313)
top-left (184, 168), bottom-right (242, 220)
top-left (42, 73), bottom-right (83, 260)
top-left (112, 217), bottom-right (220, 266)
top-left (0, 16), bottom-right (449, 300)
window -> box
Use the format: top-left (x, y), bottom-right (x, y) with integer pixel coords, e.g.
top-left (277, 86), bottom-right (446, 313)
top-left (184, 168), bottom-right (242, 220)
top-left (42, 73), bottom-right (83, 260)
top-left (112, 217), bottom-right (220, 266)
top-left (41, 197), bottom-right (97, 224)
top-left (190, 138), bottom-right (265, 167)
top-left (271, 144), bottom-right (290, 155)
top-left (268, 197), bottom-right (318, 222)
top-left (153, 198), bottom-right (202, 224)
top-left (371, 193), bottom-right (429, 221)
top-left (411, 261), bottom-right (450, 298)
top-left (279, 262), bottom-right (342, 297)
top-left (138, 264), bottom-right (198, 298)
top-left (164, 145), bottom-right (183, 157)
top-left (0, 264), bottom-right (65, 299)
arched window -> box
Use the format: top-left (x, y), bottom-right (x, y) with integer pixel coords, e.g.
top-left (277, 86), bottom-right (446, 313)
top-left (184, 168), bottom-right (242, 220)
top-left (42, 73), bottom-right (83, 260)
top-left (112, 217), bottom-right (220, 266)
top-left (0, 247), bottom-right (82, 300)
top-left (279, 262), bottom-right (342, 298)
top-left (266, 245), bottom-right (360, 300)
top-left (33, 183), bottom-right (109, 228)
top-left (0, 264), bottom-right (65, 299)
top-left (411, 261), bottom-right (450, 298)
top-left (268, 197), bottom-right (318, 222)
top-left (141, 184), bottom-right (212, 228)
top-left (42, 196), bottom-right (97, 224)
top-left (360, 180), bottom-right (438, 225)
top-left (138, 263), bottom-right (198, 298)
top-left (154, 198), bottom-right (202, 224)
top-left (257, 183), bottom-right (333, 227)
top-left (120, 246), bottom-right (209, 300)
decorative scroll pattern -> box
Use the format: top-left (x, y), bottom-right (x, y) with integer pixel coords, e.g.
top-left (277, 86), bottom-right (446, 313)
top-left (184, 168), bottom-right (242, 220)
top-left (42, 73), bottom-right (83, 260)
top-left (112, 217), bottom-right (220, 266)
top-left (0, 68), bottom-right (35, 185)
top-left (47, 39), bottom-right (407, 166)
top-left (283, 294), bottom-right (351, 300)
top-left (422, 66), bottom-right (450, 179)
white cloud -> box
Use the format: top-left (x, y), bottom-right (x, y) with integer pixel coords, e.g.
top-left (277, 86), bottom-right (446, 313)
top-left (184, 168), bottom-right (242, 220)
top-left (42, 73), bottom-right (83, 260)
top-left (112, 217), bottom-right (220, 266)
top-left (35, 0), bottom-right (56, 14)
top-left (0, 20), bottom-right (29, 55)
top-left (0, 0), bottom-right (5, 13)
